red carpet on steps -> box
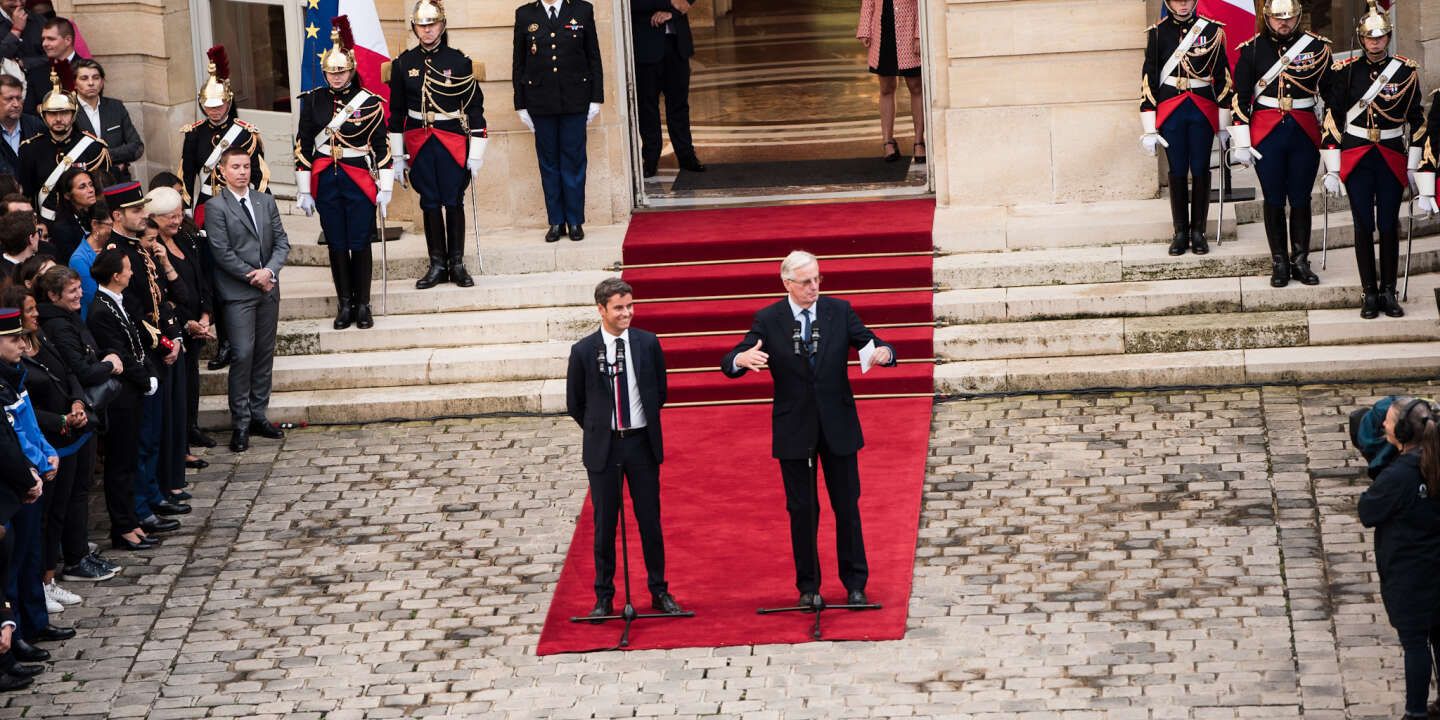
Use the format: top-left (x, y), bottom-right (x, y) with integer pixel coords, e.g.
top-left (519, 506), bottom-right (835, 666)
top-left (536, 199), bottom-right (936, 654)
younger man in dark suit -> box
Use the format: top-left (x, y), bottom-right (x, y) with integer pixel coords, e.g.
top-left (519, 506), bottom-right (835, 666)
top-left (565, 277), bottom-right (681, 618)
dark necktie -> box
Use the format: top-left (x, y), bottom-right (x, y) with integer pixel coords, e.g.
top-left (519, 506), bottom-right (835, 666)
top-left (549, 6), bottom-right (558, 21)
top-left (801, 309), bottom-right (815, 369)
top-left (238, 197), bottom-right (259, 235)
top-left (613, 338), bottom-right (631, 430)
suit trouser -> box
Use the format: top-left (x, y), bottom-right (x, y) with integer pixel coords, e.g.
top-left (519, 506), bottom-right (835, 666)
top-left (4, 502), bottom-right (48, 640)
top-left (102, 403), bottom-right (142, 533)
top-left (223, 290), bottom-right (280, 429)
top-left (44, 437), bottom-right (93, 570)
top-left (135, 384), bottom-right (168, 519)
top-left (532, 112), bottom-right (588, 226)
top-left (1255, 118), bottom-right (1319, 210)
top-left (636, 35), bottom-right (696, 169)
top-left (777, 434), bottom-right (869, 595)
top-left (587, 432), bottom-right (667, 602)
top-left (157, 358), bottom-right (189, 493)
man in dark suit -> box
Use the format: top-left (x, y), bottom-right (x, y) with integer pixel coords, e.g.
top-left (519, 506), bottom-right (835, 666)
top-left (722, 250), bottom-right (896, 608)
top-left (631, 0), bottom-right (703, 177)
top-left (0, 0), bottom-right (45, 116)
top-left (72, 59), bottom-right (140, 183)
top-left (203, 147), bottom-right (288, 453)
top-left (565, 277), bottom-right (681, 618)
top-left (513, 0), bottom-right (603, 243)
top-left (0, 76), bottom-right (41, 178)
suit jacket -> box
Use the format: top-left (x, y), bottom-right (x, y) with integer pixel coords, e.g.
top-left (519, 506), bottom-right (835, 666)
top-left (202, 188), bottom-right (289, 303)
top-left (722, 296), bottom-right (894, 460)
top-left (513, 0), bottom-right (604, 116)
top-left (75, 97), bottom-right (143, 166)
top-left (566, 327), bottom-right (666, 473)
top-left (0, 113), bottom-right (43, 177)
top-left (630, 0), bottom-right (693, 64)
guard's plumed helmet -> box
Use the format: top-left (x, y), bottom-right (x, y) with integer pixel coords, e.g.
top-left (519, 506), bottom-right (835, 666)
top-left (410, 0), bottom-right (445, 26)
top-left (38, 58), bottom-right (76, 115)
top-left (1264, 0), bottom-right (1302, 20)
top-left (198, 45), bottom-right (233, 109)
top-left (1357, 0), bottom-right (1393, 39)
top-left (320, 16), bottom-right (357, 74)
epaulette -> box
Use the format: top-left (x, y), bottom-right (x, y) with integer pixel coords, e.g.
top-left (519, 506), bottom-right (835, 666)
top-left (1237, 36), bottom-right (1257, 49)
top-left (1333, 56), bottom-right (1359, 70)
top-left (235, 119), bottom-right (258, 131)
top-left (1145, 22), bottom-right (1158, 32)
top-left (17, 134), bottom-right (42, 147)
top-left (1397, 55), bottom-right (1419, 68)
top-left (79, 130), bottom-right (101, 142)
top-left (1306, 31), bottom-right (1331, 44)
top-left (1198, 13), bottom-right (1224, 27)
top-left (180, 119), bottom-right (204, 133)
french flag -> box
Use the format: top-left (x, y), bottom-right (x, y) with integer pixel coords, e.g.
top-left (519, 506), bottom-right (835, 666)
top-left (1199, 0), bottom-right (1256, 67)
top-left (300, 1), bottom-right (391, 110)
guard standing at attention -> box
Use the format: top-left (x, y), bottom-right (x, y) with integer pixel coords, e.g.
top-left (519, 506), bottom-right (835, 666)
top-left (388, 0), bottom-right (486, 290)
top-left (1140, 0), bottom-right (1233, 257)
top-left (294, 16), bottom-right (392, 331)
top-left (513, 0), bottom-right (604, 243)
top-left (1229, 0), bottom-right (1332, 289)
top-left (1321, 0), bottom-right (1425, 319)
top-left (17, 59), bottom-right (110, 224)
top-left (178, 46), bottom-right (270, 229)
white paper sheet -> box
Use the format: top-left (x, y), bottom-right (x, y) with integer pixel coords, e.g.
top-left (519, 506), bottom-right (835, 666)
top-left (859, 340), bottom-right (877, 374)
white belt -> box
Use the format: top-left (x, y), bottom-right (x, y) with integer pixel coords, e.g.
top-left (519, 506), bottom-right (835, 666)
top-left (1162, 77), bottom-right (1210, 90)
top-left (407, 109), bottom-right (464, 122)
top-left (316, 145), bottom-right (370, 159)
top-left (1345, 124), bottom-right (1404, 142)
top-left (1257, 96), bottom-right (1316, 110)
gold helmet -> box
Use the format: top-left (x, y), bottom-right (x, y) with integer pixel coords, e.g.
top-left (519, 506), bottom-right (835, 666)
top-left (38, 58), bottom-right (76, 115)
top-left (1357, 0), bottom-right (1393, 39)
top-left (198, 45), bottom-right (233, 109)
top-left (320, 16), bottom-right (357, 74)
top-left (410, 0), bottom-right (445, 26)
top-left (1264, 0), bottom-right (1302, 20)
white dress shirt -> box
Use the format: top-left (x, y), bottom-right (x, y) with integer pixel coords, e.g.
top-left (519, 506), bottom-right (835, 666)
top-left (79, 97), bottom-right (102, 140)
top-left (226, 186), bottom-right (257, 229)
top-left (600, 326), bottom-right (647, 430)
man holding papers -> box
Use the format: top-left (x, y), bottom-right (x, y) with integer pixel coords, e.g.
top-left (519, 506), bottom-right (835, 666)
top-left (721, 250), bottom-right (896, 609)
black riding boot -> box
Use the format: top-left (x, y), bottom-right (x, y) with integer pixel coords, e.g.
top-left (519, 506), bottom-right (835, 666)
top-left (445, 205), bottom-right (474, 287)
top-left (1167, 174), bottom-right (1189, 256)
top-left (1189, 170), bottom-right (1211, 255)
top-left (352, 247), bottom-right (374, 329)
top-left (1288, 207), bottom-right (1319, 285)
top-left (1263, 204), bottom-right (1290, 287)
top-left (1379, 227), bottom-right (1404, 317)
top-left (328, 248), bottom-right (353, 329)
top-left (415, 208), bottom-right (448, 289)
top-left (1356, 231), bottom-right (1381, 318)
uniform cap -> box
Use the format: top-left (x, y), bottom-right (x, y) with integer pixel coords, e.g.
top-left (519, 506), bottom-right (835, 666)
top-left (38, 58), bottom-right (77, 115)
top-left (1265, 0), bottom-right (1302, 20)
top-left (102, 181), bottom-right (148, 209)
top-left (321, 16), bottom-right (357, 74)
top-left (199, 45), bottom-right (234, 109)
top-left (0, 308), bottom-right (20, 336)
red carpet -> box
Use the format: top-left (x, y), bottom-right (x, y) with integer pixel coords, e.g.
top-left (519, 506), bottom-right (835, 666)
top-left (536, 199), bottom-right (936, 654)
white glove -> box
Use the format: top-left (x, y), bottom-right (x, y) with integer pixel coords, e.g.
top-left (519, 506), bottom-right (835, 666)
top-left (1421, 196), bottom-right (1440, 216)
top-left (1321, 147), bottom-right (1344, 196)
top-left (1323, 173), bottom-right (1343, 196)
top-left (1409, 146), bottom-right (1423, 194)
top-left (145, 377), bottom-right (158, 397)
top-left (388, 133), bottom-right (406, 180)
top-left (294, 171), bottom-right (314, 217)
top-left (377, 168), bottom-right (394, 218)
top-left (517, 109), bottom-right (535, 132)
top-left (586, 102), bottom-right (601, 125)
top-left (1216, 109), bottom-right (1231, 149)
top-left (1229, 147), bottom-right (1254, 168)
top-left (467, 136), bottom-right (487, 176)
top-left (1141, 134), bottom-right (1162, 156)
top-left (1140, 111), bottom-right (1166, 157)
top-left (1418, 172), bottom-right (1437, 216)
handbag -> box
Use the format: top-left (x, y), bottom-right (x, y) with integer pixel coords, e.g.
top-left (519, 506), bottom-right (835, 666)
top-left (82, 377), bottom-right (122, 413)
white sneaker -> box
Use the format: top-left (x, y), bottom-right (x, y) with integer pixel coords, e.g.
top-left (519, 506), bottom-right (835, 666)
top-left (44, 595), bottom-right (62, 614)
top-left (45, 580), bottom-right (81, 605)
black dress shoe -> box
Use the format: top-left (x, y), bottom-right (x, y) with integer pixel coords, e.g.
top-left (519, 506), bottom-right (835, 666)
top-left (544, 224), bottom-right (567, 243)
top-left (153, 500), bottom-right (191, 516)
top-left (586, 599), bottom-right (613, 619)
top-left (642, 163), bottom-right (658, 178)
top-left (568, 224), bottom-right (584, 242)
top-left (5, 663), bottom-right (43, 677)
top-left (0, 673), bottom-right (32, 691)
top-left (140, 516), bottom-right (181, 533)
top-left (797, 592), bottom-right (821, 610)
top-left (33, 625), bottom-right (75, 642)
top-left (1382, 287), bottom-right (1405, 318)
top-left (188, 427), bottom-right (216, 448)
top-left (12, 639), bottom-right (48, 662)
top-left (651, 592), bottom-right (683, 614)
top-left (207, 342), bottom-right (235, 371)
top-left (678, 157), bottom-right (706, 173)
top-left (249, 420), bottom-right (284, 440)
top-left (170, 490), bottom-right (193, 501)
top-left (845, 589), bottom-right (869, 605)
top-left (230, 428), bottom-right (249, 452)
top-left (185, 457), bottom-right (209, 470)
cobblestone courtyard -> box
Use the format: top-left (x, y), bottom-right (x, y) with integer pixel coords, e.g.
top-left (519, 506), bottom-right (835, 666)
top-left (3, 382), bottom-right (1434, 719)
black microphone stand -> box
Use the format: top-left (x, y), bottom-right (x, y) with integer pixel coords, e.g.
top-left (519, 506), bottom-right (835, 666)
top-left (568, 342), bottom-right (693, 649)
top-left (757, 320), bottom-right (881, 640)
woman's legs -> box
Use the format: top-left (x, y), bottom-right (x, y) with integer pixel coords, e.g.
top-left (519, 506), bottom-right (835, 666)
top-left (878, 76), bottom-right (898, 150)
top-left (905, 75), bottom-right (924, 157)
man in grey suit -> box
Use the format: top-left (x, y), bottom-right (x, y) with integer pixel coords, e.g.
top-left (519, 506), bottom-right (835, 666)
top-left (203, 146), bottom-right (288, 452)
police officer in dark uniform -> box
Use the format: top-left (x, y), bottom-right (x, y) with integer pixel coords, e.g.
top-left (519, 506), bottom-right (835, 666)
top-left (1229, 0), bottom-right (1331, 289)
top-left (295, 17), bottom-right (392, 331)
top-left (513, 0), bottom-right (603, 243)
top-left (17, 59), bottom-right (110, 225)
top-left (388, 0), bottom-right (486, 290)
top-left (1140, 0), bottom-right (1233, 257)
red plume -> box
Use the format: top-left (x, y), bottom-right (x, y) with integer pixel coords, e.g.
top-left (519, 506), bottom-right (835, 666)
top-left (51, 58), bottom-right (74, 93)
top-left (332, 16), bottom-right (355, 52)
top-left (206, 45), bottom-right (230, 81)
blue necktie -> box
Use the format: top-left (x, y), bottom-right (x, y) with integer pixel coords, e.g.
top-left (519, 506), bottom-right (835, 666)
top-left (801, 309), bottom-right (815, 369)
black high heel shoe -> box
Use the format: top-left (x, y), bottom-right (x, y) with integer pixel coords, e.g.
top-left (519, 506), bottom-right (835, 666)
top-left (882, 139), bottom-right (900, 163)
top-left (913, 141), bottom-right (926, 164)
top-left (110, 534), bottom-right (158, 551)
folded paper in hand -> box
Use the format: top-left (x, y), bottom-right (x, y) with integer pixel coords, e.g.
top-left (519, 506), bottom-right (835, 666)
top-left (859, 340), bottom-right (877, 374)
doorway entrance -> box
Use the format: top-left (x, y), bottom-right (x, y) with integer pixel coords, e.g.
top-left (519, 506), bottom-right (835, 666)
top-left (631, 0), bottom-right (933, 206)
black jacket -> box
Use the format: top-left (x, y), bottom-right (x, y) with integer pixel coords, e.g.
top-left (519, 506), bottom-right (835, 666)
top-left (1358, 451), bottom-right (1440, 632)
top-left (722, 296), bottom-right (894, 460)
top-left (295, 80), bottom-right (392, 177)
top-left (0, 113), bottom-right (43, 178)
top-left (178, 114), bottom-right (269, 208)
top-left (387, 36), bottom-right (486, 140)
top-left (37, 301), bottom-right (114, 389)
top-left (566, 328), bottom-right (665, 472)
top-left (20, 330), bottom-right (82, 446)
top-left (1320, 54), bottom-right (1424, 157)
top-left (631, 0), bottom-right (693, 64)
top-left (85, 290), bottom-right (154, 408)
top-left (1231, 30), bottom-right (1332, 125)
top-left (513, 0), bottom-right (604, 116)
top-left (74, 96), bottom-right (144, 168)
top-left (1140, 13), bottom-right (1232, 116)
top-left (16, 129), bottom-right (111, 219)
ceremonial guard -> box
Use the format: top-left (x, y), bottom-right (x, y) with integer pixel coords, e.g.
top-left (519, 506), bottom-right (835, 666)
top-left (513, 0), bottom-right (604, 243)
top-left (294, 17), bottom-right (391, 331)
top-left (1140, 0), bottom-right (1233, 257)
top-left (1321, 1), bottom-right (1425, 319)
top-left (387, 0), bottom-right (486, 290)
top-left (1229, 0), bottom-right (1332, 288)
top-left (178, 46), bottom-right (270, 228)
top-left (16, 59), bottom-right (110, 223)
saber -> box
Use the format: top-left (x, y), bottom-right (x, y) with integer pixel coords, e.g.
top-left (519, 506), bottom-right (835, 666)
top-left (1215, 136), bottom-right (1226, 247)
top-left (377, 202), bottom-right (389, 316)
top-left (1321, 189), bottom-right (1329, 270)
top-left (468, 181), bottom-right (483, 275)
top-left (1404, 195), bottom-right (1415, 301)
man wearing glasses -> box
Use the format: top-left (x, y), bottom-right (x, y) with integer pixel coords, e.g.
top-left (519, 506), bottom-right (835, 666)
top-left (722, 250), bottom-right (896, 610)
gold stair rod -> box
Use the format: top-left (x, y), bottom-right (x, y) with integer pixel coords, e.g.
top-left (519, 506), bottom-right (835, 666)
top-left (667, 392), bottom-right (935, 409)
top-left (616, 250), bottom-right (937, 271)
top-left (637, 286), bottom-right (940, 304)
top-left (657, 321), bottom-right (937, 339)
top-left (665, 358), bottom-right (936, 374)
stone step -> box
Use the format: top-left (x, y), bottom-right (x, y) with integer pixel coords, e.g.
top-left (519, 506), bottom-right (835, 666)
top-left (273, 306), bottom-right (595, 356)
top-left (197, 378), bottom-right (566, 429)
top-left (935, 340), bottom-right (1440, 395)
top-left (273, 268), bottom-right (613, 321)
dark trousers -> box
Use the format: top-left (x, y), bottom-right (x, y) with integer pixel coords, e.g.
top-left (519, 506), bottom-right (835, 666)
top-left (185, 338), bottom-right (203, 434)
top-left (4, 502), bottom-right (48, 640)
top-left (135, 384), bottom-right (167, 519)
top-left (1397, 623), bottom-right (1440, 716)
top-left (1159, 100), bottom-right (1214, 178)
top-left (223, 291), bottom-right (279, 429)
top-left (1346, 147), bottom-right (1405, 235)
top-left (532, 112), bottom-right (588, 226)
top-left (1255, 118), bottom-right (1319, 209)
top-left (777, 434), bottom-right (869, 595)
top-left (316, 167), bottom-right (377, 251)
top-left (636, 35), bottom-right (696, 170)
top-left (410, 138), bottom-right (469, 210)
top-left (158, 358), bottom-right (188, 494)
top-left (102, 403), bottom-right (142, 534)
top-left (587, 432), bottom-right (667, 602)
top-left (44, 437), bottom-right (94, 570)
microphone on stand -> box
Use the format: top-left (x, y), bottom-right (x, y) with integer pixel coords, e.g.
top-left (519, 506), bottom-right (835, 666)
top-left (597, 344), bottom-right (612, 378)
top-left (809, 324), bottom-right (821, 359)
top-left (615, 337), bottom-right (626, 375)
top-left (792, 321), bottom-right (803, 358)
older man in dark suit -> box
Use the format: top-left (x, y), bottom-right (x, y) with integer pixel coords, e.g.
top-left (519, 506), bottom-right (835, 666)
top-left (203, 147), bottom-right (287, 453)
top-left (0, 76), bottom-right (40, 178)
